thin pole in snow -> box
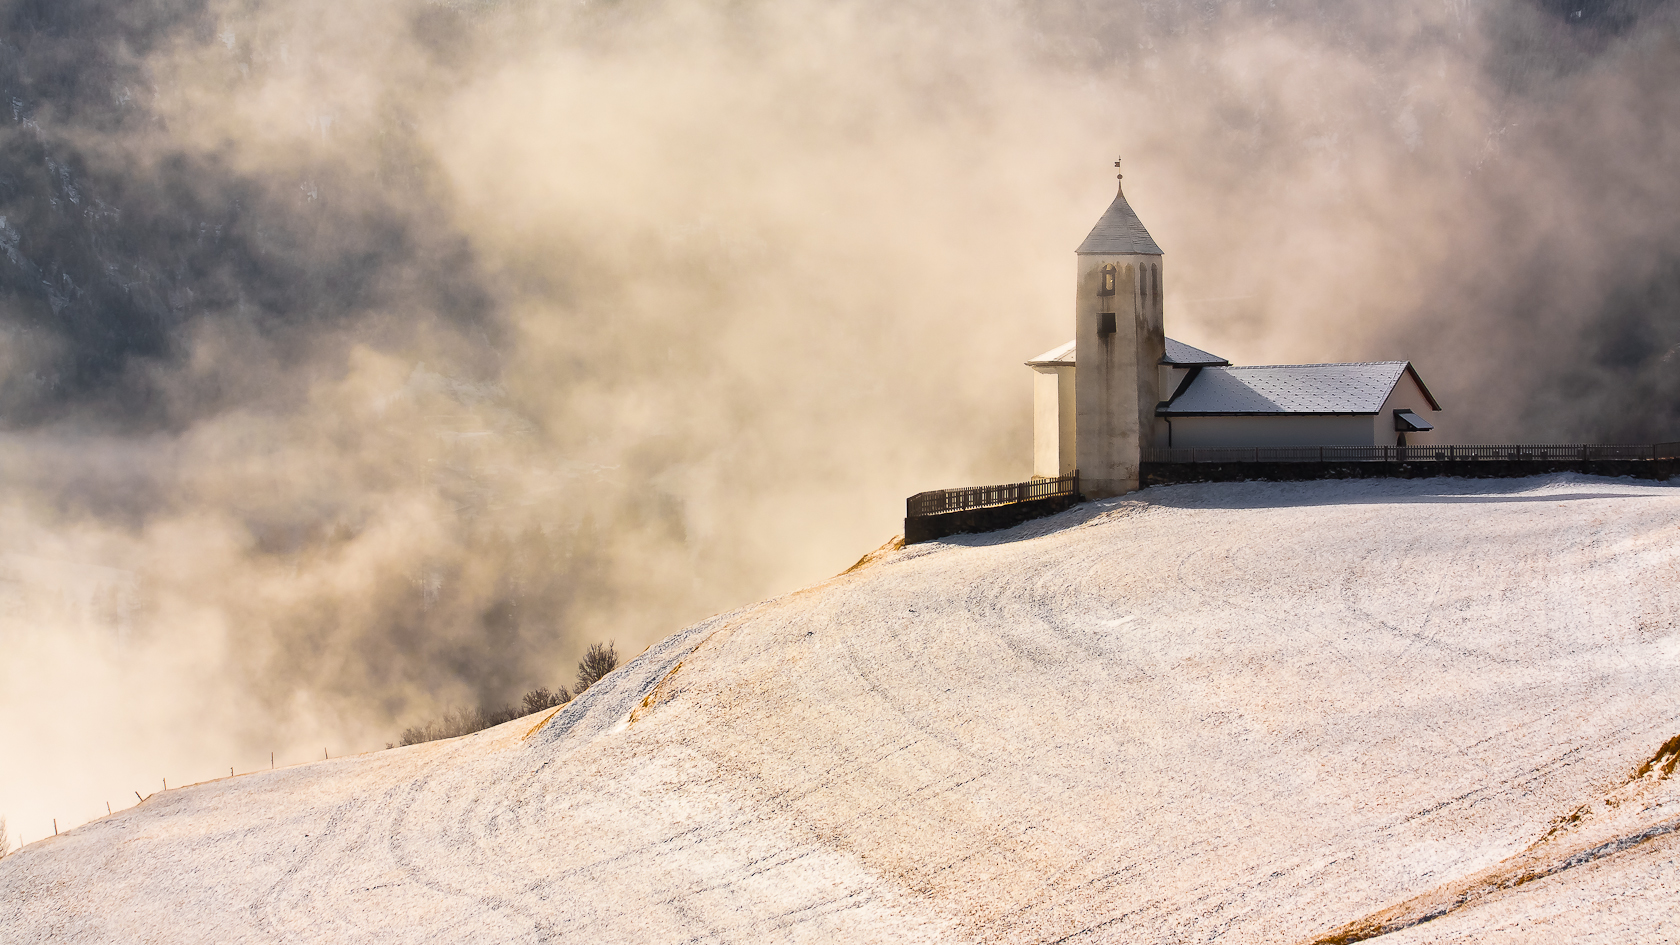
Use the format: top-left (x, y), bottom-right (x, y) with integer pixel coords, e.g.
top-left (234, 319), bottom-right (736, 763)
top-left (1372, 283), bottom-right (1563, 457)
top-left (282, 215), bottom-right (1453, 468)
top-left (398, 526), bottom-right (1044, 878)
top-left (162, 778), bottom-right (167, 790)
top-left (324, 748), bottom-right (328, 760)
top-left (230, 767), bottom-right (234, 778)
top-left (271, 752), bottom-right (274, 769)
top-left (134, 791), bottom-right (143, 803)
top-left (53, 819), bottom-right (57, 836)
top-left (107, 802), bottom-right (111, 815)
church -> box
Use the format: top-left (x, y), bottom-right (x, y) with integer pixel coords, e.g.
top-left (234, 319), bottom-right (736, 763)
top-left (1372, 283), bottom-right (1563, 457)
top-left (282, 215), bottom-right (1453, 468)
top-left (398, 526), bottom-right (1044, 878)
top-left (1026, 160), bottom-right (1442, 497)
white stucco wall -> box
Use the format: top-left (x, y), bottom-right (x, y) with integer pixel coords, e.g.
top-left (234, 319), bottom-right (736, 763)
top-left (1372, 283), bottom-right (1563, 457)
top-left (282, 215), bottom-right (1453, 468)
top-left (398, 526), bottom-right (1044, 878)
top-left (1158, 365), bottom-right (1187, 404)
top-left (1373, 371), bottom-right (1441, 446)
top-left (1032, 365), bottom-right (1077, 478)
top-left (1164, 414), bottom-right (1380, 448)
top-left (1154, 365), bottom-right (1190, 446)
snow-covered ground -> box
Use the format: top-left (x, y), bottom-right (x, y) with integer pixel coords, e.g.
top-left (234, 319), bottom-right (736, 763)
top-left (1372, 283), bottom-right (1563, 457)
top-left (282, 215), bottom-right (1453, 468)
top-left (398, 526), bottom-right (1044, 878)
top-left (5, 474), bottom-right (1680, 944)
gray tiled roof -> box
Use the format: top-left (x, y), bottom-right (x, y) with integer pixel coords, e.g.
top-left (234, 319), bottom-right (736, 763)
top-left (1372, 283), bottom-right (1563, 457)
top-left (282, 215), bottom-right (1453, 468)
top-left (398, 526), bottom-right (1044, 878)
top-left (1159, 362), bottom-right (1412, 415)
top-left (1162, 338), bottom-right (1228, 366)
top-left (1025, 340), bottom-right (1076, 366)
top-left (1076, 188), bottom-right (1163, 256)
top-left (1027, 337), bottom-right (1220, 367)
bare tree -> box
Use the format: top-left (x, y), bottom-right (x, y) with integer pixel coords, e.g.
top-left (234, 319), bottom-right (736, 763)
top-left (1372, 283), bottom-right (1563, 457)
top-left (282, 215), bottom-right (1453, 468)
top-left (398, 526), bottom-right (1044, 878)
top-left (399, 703), bottom-right (520, 746)
top-left (398, 684), bottom-right (576, 747)
top-left (522, 687), bottom-right (570, 715)
top-left (575, 641), bottom-right (619, 693)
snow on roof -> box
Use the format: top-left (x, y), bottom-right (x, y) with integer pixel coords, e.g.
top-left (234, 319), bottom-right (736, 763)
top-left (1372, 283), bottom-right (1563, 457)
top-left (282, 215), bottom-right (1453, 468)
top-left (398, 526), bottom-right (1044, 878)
top-left (1160, 361), bottom-right (1424, 415)
top-left (1162, 338), bottom-right (1229, 366)
top-left (1027, 337), bottom-right (1223, 367)
top-left (1075, 188), bottom-right (1163, 256)
top-left (1025, 340), bottom-right (1076, 366)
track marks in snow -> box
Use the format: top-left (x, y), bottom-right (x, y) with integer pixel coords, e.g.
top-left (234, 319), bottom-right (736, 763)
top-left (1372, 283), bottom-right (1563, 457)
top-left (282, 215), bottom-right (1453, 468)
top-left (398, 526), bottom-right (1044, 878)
top-left (1304, 727), bottom-right (1680, 944)
top-left (7, 474), bottom-right (1680, 944)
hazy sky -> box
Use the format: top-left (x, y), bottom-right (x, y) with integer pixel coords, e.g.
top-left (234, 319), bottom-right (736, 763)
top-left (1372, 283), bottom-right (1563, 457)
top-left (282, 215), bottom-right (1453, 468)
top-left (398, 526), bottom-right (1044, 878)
top-left (2, 0), bottom-right (1678, 846)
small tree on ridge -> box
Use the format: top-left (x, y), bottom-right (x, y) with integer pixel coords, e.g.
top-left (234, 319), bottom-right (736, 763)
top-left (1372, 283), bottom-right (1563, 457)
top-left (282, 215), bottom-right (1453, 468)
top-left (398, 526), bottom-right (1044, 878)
top-left (575, 641), bottom-right (619, 693)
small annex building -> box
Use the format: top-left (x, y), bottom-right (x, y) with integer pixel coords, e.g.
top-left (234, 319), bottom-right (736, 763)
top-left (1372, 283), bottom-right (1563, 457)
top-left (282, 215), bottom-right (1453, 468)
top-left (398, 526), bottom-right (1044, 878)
top-left (1027, 158), bottom-right (1442, 489)
top-left (1027, 339), bottom-right (1441, 478)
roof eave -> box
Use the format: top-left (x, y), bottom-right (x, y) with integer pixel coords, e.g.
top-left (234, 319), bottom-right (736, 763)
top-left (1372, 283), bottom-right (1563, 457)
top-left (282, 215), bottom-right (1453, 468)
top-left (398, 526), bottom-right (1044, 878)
top-left (1403, 362), bottom-right (1444, 411)
top-left (1156, 410), bottom-right (1382, 417)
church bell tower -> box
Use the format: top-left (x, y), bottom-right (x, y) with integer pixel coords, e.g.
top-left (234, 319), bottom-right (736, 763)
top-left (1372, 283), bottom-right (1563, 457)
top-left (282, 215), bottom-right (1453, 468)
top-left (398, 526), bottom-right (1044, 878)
top-left (1074, 157), bottom-right (1165, 498)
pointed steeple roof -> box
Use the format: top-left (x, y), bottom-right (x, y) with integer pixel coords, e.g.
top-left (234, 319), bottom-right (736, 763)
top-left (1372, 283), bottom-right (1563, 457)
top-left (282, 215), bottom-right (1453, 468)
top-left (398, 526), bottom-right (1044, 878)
top-left (1076, 156), bottom-right (1162, 255)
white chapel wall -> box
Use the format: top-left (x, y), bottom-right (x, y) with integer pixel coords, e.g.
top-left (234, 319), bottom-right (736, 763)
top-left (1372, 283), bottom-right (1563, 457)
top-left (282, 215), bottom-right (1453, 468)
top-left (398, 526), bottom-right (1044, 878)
top-left (1154, 365), bottom-right (1189, 447)
top-left (1166, 414), bottom-right (1378, 448)
top-left (1372, 372), bottom-right (1441, 447)
top-left (1033, 366), bottom-right (1078, 478)
top-left (1055, 365), bottom-right (1076, 476)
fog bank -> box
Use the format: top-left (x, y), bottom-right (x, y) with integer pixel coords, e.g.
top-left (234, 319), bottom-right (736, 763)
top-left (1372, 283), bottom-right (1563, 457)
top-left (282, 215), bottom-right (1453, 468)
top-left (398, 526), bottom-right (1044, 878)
top-left (3, 0), bottom-right (1678, 846)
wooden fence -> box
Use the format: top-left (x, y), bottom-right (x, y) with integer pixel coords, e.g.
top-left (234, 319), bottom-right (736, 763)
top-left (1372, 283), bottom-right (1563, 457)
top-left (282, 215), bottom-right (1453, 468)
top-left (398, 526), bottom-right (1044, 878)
top-left (906, 474), bottom-right (1079, 518)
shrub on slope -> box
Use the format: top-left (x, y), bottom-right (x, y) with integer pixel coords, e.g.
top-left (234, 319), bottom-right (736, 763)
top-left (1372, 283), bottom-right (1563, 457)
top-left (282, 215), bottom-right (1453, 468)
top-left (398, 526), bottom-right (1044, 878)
top-left (522, 687), bottom-right (570, 715)
top-left (397, 641), bottom-right (619, 746)
top-left (398, 704), bottom-right (525, 746)
top-left (574, 642), bottom-right (619, 693)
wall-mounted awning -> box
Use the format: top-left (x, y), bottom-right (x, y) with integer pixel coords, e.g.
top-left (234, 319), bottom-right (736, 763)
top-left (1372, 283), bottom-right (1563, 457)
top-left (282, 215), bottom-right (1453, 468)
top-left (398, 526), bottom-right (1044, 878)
top-left (1394, 409), bottom-right (1434, 432)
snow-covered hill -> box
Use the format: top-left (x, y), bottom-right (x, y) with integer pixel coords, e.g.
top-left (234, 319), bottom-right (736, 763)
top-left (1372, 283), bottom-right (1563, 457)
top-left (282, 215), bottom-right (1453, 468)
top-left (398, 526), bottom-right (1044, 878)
top-left (5, 474), bottom-right (1680, 944)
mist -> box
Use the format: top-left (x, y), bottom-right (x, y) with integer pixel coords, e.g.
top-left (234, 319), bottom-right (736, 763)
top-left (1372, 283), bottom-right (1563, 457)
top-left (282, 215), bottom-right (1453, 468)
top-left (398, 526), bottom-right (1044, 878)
top-left (2, 0), bottom-right (1678, 847)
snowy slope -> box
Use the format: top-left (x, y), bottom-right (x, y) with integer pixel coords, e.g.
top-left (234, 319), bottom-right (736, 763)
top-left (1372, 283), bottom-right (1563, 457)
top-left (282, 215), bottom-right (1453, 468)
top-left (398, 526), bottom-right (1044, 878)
top-left (5, 474), bottom-right (1680, 944)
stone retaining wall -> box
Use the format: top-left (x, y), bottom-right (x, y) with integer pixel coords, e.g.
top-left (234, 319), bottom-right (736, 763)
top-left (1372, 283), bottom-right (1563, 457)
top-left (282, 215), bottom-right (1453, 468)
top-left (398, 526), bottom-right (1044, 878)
top-left (904, 494), bottom-right (1083, 545)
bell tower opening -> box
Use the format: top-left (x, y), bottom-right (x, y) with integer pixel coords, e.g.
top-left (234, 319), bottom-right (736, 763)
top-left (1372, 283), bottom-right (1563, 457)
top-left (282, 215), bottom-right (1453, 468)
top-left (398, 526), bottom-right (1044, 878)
top-left (1098, 263), bottom-right (1118, 336)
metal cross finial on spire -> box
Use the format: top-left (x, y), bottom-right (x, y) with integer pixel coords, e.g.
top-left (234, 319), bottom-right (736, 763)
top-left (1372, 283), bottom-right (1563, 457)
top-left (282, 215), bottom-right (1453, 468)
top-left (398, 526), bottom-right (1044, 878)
top-left (1114, 154), bottom-right (1123, 179)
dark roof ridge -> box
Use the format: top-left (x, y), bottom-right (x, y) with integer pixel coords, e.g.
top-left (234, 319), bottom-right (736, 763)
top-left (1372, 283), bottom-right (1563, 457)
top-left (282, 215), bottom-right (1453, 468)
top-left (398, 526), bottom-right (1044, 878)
top-left (1218, 360), bottom-right (1409, 370)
